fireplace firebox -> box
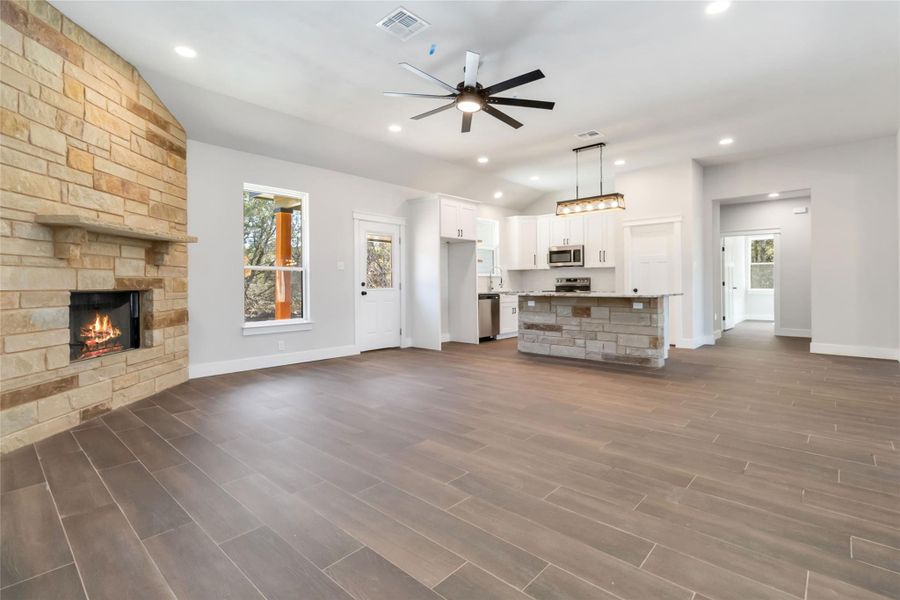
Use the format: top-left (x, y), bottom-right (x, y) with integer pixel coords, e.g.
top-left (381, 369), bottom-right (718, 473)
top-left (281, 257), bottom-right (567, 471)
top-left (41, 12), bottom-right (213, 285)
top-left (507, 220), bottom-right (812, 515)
top-left (69, 291), bottom-right (141, 361)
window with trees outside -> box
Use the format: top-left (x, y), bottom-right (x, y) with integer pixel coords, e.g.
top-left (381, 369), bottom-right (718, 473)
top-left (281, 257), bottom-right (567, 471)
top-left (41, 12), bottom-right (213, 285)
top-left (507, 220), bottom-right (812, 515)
top-left (243, 184), bottom-right (309, 328)
top-left (748, 236), bottom-right (774, 291)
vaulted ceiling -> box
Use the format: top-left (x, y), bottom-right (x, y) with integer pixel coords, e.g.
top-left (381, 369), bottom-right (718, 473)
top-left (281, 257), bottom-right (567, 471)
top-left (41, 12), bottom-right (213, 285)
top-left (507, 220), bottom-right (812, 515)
top-left (53, 1), bottom-right (899, 208)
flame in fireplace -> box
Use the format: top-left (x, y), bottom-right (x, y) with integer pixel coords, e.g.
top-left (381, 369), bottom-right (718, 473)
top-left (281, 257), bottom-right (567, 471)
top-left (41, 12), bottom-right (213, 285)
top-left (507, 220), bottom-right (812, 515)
top-left (78, 312), bottom-right (123, 359)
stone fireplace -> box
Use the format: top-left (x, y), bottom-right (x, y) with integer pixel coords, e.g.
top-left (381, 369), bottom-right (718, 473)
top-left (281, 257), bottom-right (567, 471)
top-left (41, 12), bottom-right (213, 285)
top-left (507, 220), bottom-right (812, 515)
top-left (0, 1), bottom-right (194, 452)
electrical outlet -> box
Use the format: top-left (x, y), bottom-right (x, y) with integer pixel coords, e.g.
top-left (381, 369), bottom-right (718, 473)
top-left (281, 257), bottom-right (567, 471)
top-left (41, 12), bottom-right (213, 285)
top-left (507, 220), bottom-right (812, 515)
top-left (337, 261), bottom-right (345, 271)
top-left (277, 340), bottom-right (285, 352)
top-left (632, 302), bottom-right (644, 310)
top-left (528, 300), bottom-right (535, 307)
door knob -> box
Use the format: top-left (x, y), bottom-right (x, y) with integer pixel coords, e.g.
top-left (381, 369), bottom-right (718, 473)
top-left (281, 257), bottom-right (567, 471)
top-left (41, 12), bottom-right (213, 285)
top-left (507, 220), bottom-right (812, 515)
top-left (361, 291), bottom-right (367, 296)
top-left (633, 288), bottom-right (638, 293)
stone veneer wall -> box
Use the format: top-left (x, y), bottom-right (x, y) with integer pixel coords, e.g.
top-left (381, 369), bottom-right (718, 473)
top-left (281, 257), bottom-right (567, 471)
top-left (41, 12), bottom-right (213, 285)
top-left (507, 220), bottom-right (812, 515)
top-left (0, 1), bottom-right (189, 451)
top-left (518, 296), bottom-right (667, 367)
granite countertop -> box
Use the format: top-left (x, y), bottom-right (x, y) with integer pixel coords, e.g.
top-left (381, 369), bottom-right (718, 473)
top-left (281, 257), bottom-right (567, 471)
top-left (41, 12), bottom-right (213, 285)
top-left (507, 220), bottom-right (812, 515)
top-left (500, 290), bottom-right (682, 298)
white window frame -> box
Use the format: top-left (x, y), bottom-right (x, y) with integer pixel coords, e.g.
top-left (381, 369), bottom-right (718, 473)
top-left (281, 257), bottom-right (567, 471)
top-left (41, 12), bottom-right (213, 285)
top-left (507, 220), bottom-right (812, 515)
top-left (476, 217), bottom-right (500, 277)
top-left (241, 183), bottom-right (312, 336)
top-left (747, 234), bottom-right (775, 294)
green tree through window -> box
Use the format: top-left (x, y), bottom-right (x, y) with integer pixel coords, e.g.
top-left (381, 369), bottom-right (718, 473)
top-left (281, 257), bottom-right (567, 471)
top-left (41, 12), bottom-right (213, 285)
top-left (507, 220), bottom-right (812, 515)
top-left (243, 188), bottom-right (305, 322)
top-left (749, 237), bottom-right (774, 290)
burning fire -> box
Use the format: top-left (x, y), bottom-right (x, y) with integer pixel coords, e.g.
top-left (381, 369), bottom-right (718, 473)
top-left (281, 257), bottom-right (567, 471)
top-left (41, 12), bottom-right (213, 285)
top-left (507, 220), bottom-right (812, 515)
top-left (79, 312), bottom-right (123, 359)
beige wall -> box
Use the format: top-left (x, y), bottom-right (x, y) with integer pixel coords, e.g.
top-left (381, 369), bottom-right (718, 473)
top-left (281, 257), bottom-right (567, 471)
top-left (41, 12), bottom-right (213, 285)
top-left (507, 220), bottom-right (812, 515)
top-left (0, 0), bottom-right (189, 451)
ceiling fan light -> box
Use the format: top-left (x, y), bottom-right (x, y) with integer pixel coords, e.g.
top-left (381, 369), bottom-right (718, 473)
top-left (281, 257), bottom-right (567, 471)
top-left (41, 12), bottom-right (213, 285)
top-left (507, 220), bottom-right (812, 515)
top-left (456, 91), bottom-right (483, 113)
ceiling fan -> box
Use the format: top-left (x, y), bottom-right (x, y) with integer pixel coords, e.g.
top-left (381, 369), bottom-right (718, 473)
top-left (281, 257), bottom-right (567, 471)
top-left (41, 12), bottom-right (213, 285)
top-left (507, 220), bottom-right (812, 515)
top-left (384, 51), bottom-right (555, 133)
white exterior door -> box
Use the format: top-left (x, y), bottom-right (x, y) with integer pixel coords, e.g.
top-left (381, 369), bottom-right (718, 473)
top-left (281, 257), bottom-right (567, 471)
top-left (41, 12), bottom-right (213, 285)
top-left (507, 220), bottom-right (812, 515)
top-left (357, 220), bottom-right (401, 351)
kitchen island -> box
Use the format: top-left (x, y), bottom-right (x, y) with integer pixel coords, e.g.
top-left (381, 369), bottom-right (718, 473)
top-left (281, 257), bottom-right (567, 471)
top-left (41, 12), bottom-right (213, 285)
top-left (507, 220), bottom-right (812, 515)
top-left (515, 292), bottom-right (679, 368)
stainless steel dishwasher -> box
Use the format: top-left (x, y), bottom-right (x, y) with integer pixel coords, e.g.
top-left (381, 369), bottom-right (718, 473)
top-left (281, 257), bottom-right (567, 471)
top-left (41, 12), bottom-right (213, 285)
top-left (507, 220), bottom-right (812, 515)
top-left (478, 293), bottom-right (500, 340)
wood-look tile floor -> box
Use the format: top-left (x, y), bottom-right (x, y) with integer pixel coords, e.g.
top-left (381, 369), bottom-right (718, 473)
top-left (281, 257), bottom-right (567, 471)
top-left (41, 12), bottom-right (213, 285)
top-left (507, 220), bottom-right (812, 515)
top-left (2, 321), bottom-right (899, 600)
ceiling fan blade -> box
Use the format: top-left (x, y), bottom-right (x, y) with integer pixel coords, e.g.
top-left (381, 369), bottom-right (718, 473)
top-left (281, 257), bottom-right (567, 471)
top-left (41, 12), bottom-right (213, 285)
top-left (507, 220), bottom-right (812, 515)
top-left (399, 63), bottom-right (459, 94)
top-left (384, 92), bottom-right (457, 99)
top-left (411, 102), bottom-right (457, 120)
top-left (487, 97), bottom-right (555, 110)
top-left (461, 112), bottom-right (473, 133)
top-left (482, 69), bottom-right (545, 96)
top-left (482, 105), bottom-right (523, 129)
top-left (463, 51), bottom-right (480, 88)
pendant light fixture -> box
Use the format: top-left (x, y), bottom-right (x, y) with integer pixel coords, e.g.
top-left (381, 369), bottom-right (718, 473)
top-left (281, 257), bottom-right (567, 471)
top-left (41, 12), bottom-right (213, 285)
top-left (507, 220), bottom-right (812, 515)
top-left (556, 142), bottom-right (625, 216)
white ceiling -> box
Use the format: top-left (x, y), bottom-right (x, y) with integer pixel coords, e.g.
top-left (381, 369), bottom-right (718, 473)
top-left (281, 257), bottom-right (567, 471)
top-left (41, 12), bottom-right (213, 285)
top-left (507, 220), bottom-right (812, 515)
top-left (53, 1), bottom-right (899, 208)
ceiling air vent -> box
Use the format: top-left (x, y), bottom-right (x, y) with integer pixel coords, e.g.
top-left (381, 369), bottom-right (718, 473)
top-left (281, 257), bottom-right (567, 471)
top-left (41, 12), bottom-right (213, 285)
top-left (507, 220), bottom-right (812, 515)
top-left (376, 7), bottom-right (430, 41)
top-left (575, 129), bottom-right (604, 140)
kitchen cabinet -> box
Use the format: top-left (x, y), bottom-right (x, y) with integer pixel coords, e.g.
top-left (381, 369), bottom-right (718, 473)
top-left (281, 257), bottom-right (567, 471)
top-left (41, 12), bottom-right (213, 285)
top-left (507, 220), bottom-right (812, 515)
top-left (504, 216), bottom-right (537, 269)
top-left (440, 197), bottom-right (477, 241)
top-left (499, 296), bottom-right (518, 337)
top-left (536, 215), bottom-right (551, 269)
top-left (549, 214), bottom-right (584, 246)
top-left (583, 212), bottom-right (616, 267)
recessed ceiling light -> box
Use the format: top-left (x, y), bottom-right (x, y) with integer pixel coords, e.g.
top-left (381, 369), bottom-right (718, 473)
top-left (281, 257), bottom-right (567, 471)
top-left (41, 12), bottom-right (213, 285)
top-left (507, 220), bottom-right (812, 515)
top-left (174, 45), bottom-right (197, 58)
top-left (530, 175), bottom-right (540, 181)
top-left (493, 191), bottom-right (503, 199)
top-left (705, 1), bottom-right (731, 16)
top-left (768, 192), bottom-right (780, 198)
top-left (719, 137), bottom-right (734, 146)
top-left (388, 124), bottom-right (402, 133)
top-left (477, 156), bottom-right (489, 164)
top-left (614, 159), bottom-right (626, 166)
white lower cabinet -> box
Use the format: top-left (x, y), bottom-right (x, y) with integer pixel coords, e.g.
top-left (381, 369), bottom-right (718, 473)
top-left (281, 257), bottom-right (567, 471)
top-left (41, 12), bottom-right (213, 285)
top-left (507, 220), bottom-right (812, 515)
top-left (499, 297), bottom-right (518, 337)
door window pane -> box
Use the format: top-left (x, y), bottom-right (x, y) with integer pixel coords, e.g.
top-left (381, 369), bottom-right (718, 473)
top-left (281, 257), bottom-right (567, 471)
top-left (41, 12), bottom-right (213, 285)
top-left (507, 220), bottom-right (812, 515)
top-left (366, 234), bottom-right (393, 289)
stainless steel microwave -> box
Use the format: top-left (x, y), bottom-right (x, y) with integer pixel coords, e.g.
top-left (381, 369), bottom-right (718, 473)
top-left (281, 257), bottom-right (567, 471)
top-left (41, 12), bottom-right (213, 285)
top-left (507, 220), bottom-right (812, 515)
top-left (548, 245), bottom-right (584, 267)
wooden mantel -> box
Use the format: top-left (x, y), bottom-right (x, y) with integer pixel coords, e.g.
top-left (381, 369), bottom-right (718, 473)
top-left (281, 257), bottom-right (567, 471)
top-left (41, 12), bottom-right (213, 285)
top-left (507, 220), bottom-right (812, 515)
top-left (35, 214), bottom-right (198, 266)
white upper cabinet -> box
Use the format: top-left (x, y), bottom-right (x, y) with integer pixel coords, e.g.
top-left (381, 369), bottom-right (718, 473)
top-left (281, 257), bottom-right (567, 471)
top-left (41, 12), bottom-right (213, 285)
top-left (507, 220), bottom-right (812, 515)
top-left (583, 212), bottom-right (615, 267)
top-left (505, 212), bottom-right (614, 270)
top-left (440, 197), bottom-right (477, 241)
top-left (504, 216), bottom-right (537, 269)
top-left (536, 215), bottom-right (551, 269)
top-left (549, 215), bottom-right (584, 246)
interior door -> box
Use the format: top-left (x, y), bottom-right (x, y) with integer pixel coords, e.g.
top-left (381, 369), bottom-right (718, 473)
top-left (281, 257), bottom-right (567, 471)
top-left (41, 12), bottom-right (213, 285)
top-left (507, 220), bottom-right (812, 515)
top-left (628, 222), bottom-right (681, 343)
top-left (357, 220), bottom-right (401, 351)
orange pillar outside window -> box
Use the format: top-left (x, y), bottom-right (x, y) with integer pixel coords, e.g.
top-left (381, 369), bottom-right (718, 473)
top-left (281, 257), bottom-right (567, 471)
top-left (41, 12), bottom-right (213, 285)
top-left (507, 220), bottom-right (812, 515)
top-left (274, 208), bottom-right (293, 319)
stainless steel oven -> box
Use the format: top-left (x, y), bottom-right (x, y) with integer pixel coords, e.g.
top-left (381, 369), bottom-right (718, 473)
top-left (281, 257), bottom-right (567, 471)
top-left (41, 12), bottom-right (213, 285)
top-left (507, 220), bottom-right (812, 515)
top-left (548, 245), bottom-right (584, 268)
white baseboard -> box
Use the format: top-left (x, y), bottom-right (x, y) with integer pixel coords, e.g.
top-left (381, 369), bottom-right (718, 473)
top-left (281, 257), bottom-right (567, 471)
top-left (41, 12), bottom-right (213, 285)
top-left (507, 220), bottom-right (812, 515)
top-left (775, 327), bottom-right (811, 338)
top-left (440, 333), bottom-right (451, 343)
top-left (401, 336), bottom-right (413, 348)
top-left (497, 332), bottom-right (518, 340)
top-left (713, 329), bottom-right (722, 340)
top-left (189, 344), bottom-right (360, 379)
top-left (809, 342), bottom-right (899, 361)
top-left (675, 336), bottom-right (715, 349)
top-left (743, 315), bottom-right (775, 322)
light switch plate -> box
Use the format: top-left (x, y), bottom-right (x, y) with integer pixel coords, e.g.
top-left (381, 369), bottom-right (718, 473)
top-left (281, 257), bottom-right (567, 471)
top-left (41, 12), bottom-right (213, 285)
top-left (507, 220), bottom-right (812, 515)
top-left (793, 207), bottom-right (808, 214)
top-left (337, 261), bottom-right (345, 270)
top-left (633, 302), bottom-right (644, 310)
